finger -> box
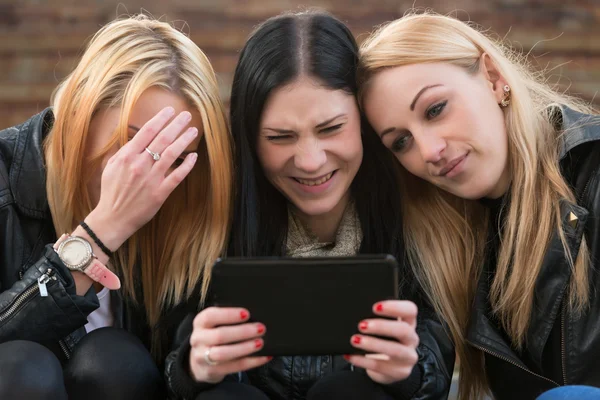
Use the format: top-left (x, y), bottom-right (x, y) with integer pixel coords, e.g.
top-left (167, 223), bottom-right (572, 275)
top-left (191, 322), bottom-right (266, 347)
top-left (153, 126), bottom-right (198, 175)
top-left (146, 111), bottom-right (193, 155)
top-left (192, 353), bottom-right (271, 382)
top-left (358, 319), bottom-right (419, 347)
top-left (374, 300), bottom-right (418, 327)
top-left (344, 354), bottom-right (415, 383)
top-left (204, 338), bottom-right (265, 364)
top-left (350, 334), bottom-right (418, 364)
top-left (158, 152), bottom-right (198, 196)
top-left (126, 107), bottom-right (175, 153)
top-left (193, 307), bottom-right (250, 330)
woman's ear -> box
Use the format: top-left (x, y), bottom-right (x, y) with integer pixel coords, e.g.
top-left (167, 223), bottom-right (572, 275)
top-left (480, 53), bottom-right (508, 104)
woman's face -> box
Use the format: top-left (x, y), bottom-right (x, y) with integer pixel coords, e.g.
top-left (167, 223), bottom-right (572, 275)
top-left (86, 87), bottom-right (202, 205)
top-left (363, 59), bottom-right (511, 200)
top-left (257, 76), bottom-right (363, 218)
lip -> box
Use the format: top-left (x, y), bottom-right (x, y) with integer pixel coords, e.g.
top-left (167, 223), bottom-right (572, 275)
top-left (291, 170), bottom-right (337, 194)
top-left (437, 153), bottom-right (468, 177)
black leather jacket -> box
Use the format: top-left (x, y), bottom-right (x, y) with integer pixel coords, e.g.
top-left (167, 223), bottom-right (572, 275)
top-left (0, 109), bottom-right (193, 365)
top-left (466, 106), bottom-right (600, 399)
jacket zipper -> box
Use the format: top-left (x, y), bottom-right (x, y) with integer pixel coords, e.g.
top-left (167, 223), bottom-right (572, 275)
top-left (0, 269), bottom-right (57, 323)
top-left (469, 342), bottom-right (560, 386)
top-left (560, 300), bottom-right (567, 385)
top-left (578, 169), bottom-right (596, 204)
top-left (59, 339), bottom-right (71, 360)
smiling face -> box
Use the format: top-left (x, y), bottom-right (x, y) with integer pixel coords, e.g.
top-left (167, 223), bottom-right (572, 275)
top-left (363, 59), bottom-right (511, 199)
top-left (256, 76), bottom-right (363, 219)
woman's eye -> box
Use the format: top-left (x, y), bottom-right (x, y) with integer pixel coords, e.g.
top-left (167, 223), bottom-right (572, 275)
top-left (391, 135), bottom-right (412, 152)
top-left (320, 123), bottom-right (343, 134)
top-left (266, 134), bottom-right (292, 141)
top-left (425, 101), bottom-right (447, 120)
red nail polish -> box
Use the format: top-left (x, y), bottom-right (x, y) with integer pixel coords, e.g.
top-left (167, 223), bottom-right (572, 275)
top-left (255, 339), bottom-right (263, 349)
top-left (359, 321), bottom-right (368, 331)
top-left (257, 324), bottom-right (265, 334)
top-left (240, 311), bottom-right (249, 320)
top-left (267, 356), bottom-right (273, 361)
top-left (375, 303), bottom-right (384, 312)
top-left (352, 335), bottom-right (362, 345)
top-left (343, 354), bottom-right (351, 361)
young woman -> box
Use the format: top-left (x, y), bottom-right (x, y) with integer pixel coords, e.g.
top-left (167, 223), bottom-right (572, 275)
top-left (0, 15), bottom-right (232, 399)
top-left (359, 12), bottom-right (600, 400)
top-left (165, 11), bottom-right (453, 400)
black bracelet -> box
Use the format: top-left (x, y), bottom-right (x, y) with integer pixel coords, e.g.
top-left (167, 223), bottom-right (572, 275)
top-left (79, 221), bottom-right (113, 257)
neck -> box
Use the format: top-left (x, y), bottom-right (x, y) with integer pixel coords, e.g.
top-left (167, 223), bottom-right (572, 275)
top-left (294, 193), bottom-right (351, 243)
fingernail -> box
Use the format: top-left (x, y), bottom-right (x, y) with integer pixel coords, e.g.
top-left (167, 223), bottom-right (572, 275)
top-left (257, 324), bottom-right (265, 334)
top-left (352, 335), bottom-right (361, 345)
top-left (359, 321), bottom-right (368, 331)
top-left (190, 153), bottom-right (198, 162)
top-left (267, 356), bottom-right (273, 361)
top-left (254, 339), bottom-right (263, 349)
top-left (240, 310), bottom-right (249, 320)
top-left (343, 354), bottom-right (351, 361)
top-left (181, 111), bottom-right (192, 122)
top-left (375, 303), bottom-right (384, 312)
top-left (188, 127), bottom-right (198, 137)
top-left (164, 107), bottom-right (175, 116)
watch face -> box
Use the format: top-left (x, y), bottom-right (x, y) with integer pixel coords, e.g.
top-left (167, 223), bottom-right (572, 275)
top-left (60, 238), bottom-right (91, 268)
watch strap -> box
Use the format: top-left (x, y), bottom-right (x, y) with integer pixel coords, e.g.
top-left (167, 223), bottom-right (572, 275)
top-left (83, 259), bottom-right (121, 290)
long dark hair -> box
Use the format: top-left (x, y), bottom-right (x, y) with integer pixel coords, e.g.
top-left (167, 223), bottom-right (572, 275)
top-left (229, 11), bottom-right (404, 264)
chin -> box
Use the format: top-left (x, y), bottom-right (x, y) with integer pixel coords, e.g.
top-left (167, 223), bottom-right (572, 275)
top-left (292, 199), bottom-right (339, 217)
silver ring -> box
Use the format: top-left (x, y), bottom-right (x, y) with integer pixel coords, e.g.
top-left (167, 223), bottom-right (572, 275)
top-left (145, 147), bottom-right (161, 161)
top-left (204, 347), bottom-right (218, 366)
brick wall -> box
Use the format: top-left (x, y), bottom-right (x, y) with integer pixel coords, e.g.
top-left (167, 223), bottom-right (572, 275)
top-left (1, 0), bottom-right (598, 128)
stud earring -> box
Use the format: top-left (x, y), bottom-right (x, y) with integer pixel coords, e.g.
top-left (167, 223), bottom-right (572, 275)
top-left (500, 85), bottom-right (511, 108)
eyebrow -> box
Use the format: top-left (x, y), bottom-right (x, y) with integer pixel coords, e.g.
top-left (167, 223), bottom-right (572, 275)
top-left (263, 113), bottom-right (346, 134)
top-left (410, 84), bottom-right (443, 111)
top-left (379, 85), bottom-right (443, 138)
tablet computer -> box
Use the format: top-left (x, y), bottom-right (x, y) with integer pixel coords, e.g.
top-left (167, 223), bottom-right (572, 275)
top-left (207, 255), bottom-right (399, 356)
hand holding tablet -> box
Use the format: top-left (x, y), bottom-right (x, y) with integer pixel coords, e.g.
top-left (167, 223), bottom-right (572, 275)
top-left (188, 255), bottom-right (419, 385)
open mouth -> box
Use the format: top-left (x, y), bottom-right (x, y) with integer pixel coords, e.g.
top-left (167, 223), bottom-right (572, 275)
top-left (293, 171), bottom-right (336, 186)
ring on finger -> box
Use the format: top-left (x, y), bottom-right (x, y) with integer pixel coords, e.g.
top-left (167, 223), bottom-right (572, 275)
top-left (204, 347), bottom-right (218, 366)
top-left (145, 147), bottom-right (161, 161)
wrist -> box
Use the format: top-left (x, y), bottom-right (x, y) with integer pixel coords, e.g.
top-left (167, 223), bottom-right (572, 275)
top-left (84, 211), bottom-right (130, 252)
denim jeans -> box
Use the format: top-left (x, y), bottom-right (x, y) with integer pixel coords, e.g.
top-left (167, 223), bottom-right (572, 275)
top-left (537, 386), bottom-right (600, 400)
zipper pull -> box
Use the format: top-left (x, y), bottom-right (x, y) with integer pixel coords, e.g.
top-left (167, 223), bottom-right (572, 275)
top-left (38, 269), bottom-right (54, 297)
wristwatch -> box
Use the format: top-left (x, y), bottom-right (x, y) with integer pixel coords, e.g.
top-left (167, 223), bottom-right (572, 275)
top-left (55, 234), bottom-right (121, 290)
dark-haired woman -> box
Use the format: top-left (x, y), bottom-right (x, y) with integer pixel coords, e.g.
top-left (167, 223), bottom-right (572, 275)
top-left (165, 11), bottom-right (453, 400)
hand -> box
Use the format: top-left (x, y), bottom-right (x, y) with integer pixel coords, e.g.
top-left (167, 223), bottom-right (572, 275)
top-left (85, 107), bottom-right (199, 251)
top-left (189, 307), bottom-right (271, 384)
top-left (344, 300), bottom-right (419, 385)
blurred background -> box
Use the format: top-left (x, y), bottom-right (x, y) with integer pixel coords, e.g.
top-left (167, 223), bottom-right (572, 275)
top-left (0, 0), bottom-right (599, 129)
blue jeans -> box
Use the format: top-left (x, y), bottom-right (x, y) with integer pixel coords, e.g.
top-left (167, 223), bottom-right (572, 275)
top-left (537, 386), bottom-right (600, 400)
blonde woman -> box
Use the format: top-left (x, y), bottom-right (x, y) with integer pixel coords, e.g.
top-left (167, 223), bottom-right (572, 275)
top-left (358, 12), bottom-right (600, 400)
top-left (0, 15), bottom-right (232, 400)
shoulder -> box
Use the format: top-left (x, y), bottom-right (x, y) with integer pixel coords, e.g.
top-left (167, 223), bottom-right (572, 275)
top-left (0, 108), bottom-right (54, 208)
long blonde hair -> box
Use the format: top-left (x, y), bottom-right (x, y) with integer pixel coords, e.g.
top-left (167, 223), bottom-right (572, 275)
top-left (44, 15), bottom-right (233, 357)
top-left (359, 12), bottom-right (592, 399)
